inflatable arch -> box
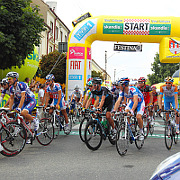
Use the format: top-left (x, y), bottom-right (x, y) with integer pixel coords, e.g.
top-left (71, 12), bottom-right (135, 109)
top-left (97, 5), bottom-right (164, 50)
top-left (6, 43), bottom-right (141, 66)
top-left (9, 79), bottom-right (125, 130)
top-left (66, 15), bottom-right (180, 98)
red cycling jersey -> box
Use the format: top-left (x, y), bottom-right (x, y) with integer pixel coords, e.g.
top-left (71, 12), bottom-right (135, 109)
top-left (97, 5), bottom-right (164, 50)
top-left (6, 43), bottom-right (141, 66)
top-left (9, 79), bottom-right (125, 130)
top-left (137, 84), bottom-right (152, 106)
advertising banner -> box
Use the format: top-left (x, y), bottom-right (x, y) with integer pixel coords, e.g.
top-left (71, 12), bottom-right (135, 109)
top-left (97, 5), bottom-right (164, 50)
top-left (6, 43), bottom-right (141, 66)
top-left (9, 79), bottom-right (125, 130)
top-left (68, 47), bottom-right (85, 96)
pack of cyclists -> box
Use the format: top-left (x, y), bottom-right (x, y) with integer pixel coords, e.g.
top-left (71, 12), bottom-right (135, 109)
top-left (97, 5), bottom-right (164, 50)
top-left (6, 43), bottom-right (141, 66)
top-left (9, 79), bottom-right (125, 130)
top-left (0, 71), bottom-right (179, 152)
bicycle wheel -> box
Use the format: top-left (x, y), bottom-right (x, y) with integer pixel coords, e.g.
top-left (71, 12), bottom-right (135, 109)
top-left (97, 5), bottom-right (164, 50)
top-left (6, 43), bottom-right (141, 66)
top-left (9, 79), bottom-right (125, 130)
top-left (0, 122), bottom-right (27, 157)
top-left (135, 121), bottom-right (144, 149)
top-left (36, 118), bottom-right (54, 146)
top-left (164, 122), bottom-right (173, 150)
top-left (79, 117), bottom-right (89, 142)
top-left (108, 120), bottom-right (119, 145)
top-left (84, 120), bottom-right (103, 151)
top-left (116, 122), bottom-right (128, 156)
top-left (174, 131), bottom-right (178, 144)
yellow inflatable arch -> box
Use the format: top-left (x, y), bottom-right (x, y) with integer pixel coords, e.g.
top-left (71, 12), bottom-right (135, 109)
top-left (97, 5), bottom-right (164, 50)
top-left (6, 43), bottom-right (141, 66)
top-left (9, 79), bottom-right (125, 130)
top-left (66, 15), bottom-right (180, 98)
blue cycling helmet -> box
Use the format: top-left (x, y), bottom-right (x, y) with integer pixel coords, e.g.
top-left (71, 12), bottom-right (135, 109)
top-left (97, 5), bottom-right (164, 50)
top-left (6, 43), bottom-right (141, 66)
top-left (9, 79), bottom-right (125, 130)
top-left (87, 81), bottom-right (93, 86)
top-left (46, 74), bottom-right (55, 80)
top-left (118, 77), bottom-right (130, 86)
top-left (164, 76), bottom-right (174, 83)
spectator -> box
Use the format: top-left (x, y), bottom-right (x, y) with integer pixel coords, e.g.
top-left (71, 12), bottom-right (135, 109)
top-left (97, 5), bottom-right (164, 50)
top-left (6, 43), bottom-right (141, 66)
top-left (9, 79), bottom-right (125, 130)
top-left (38, 84), bottom-right (45, 106)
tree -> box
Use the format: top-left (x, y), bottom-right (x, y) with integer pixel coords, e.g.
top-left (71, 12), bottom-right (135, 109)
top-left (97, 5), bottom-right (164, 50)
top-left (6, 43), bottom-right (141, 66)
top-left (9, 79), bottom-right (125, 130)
top-left (91, 70), bottom-right (104, 81)
top-left (0, 0), bottom-right (45, 69)
top-left (40, 51), bottom-right (66, 84)
top-left (147, 53), bottom-right (179, 85)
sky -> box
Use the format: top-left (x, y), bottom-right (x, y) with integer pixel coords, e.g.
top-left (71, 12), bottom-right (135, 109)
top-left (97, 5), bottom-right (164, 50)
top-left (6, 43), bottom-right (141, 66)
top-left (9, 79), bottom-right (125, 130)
top-left (46, 0), bottom-right (180, 81)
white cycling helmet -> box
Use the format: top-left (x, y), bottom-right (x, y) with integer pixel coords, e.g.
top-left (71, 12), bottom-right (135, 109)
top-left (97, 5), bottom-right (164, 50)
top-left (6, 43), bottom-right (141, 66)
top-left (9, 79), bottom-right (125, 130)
top-left (6, 72), bottom-right (19, 79)
top-left (74, 84), bottom-right (80, 90)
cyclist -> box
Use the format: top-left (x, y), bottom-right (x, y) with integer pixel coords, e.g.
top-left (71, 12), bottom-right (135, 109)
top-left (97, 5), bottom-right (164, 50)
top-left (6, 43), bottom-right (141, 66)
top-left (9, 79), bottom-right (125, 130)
top-left (0, 78), bottom-right (11, 107)
top-left (151, 85), bottom-right (159, 115)
top-left (85, 77), bottom-right (117, 136)
top-left (158, 77), bottom-right (179, 134)
top-left (137, 77), bottom-right (154, 124)
top-left (7, 72), bottom-right (38, 133)
top-left (69, 84), bottom-right (83, 114)
top-left (44, 74), bottom-right (69, 132)
top-left (112, 77), bottom-right (145, 140)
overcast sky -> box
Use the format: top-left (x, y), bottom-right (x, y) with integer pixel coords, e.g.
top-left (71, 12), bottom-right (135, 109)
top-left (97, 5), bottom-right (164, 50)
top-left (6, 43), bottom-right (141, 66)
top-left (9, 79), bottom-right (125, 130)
top-left (46, 0), bottom-right (180, 81)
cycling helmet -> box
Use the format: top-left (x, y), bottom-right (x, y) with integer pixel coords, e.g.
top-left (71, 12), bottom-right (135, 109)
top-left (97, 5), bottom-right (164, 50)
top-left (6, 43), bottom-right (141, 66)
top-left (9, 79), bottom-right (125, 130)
top-left (151, 85), bottom-right (157, 89)
top-left (87, 81), bottom-right (93, 86)
top-left (138, 77), bottom-right (146, 82)
top-left (74, 84), bottom-right (80, 90)
top-left (118, 77), bottom-right (130, 86)
top-left (92, 77), bottom-right (102, 85)
top-left (1, 78), bottom-right (8, 84)
top-left (6, 72), bottom-right (19, 79)
top-left (164, 76), bottom-right (174, 83)
top-left (46, 74), bottom-right (55, 80)
top-left (87, 77), bottom-right (93, 82)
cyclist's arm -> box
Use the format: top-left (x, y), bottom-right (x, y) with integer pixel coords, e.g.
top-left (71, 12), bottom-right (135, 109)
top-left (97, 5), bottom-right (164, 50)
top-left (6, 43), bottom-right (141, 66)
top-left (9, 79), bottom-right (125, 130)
top-left (3, 98), bottom-right (10, 107)
top-left (131, 95), bottom-right (138, 112)
top-left (70, 94), bottom-right (74, 103)
top-left (44, 92), bottom-right (50, 108)
top-left (85, 97), bottom-right (92, 109)
top-left (158, 94), bottom-right (163, 110)
top-left (94, 96), bottom-right (99, 108)
top-left (97, 95), bottom-right (105, 110)
top-left (82, 95), bottom-right (88, 108)
top-left (149, 91), bottom-right (153, 104)
top-left (174, 93), bottom-right (178, 110)
top-left (79, 94), bottom-right (83, 103)
top-left (113, 96), bottom-right (123, 111)
top-left (56, 90), bottom-right (62, 108)
top-left (9, 94), bottom-right (14, 110)
top-left (18, 92), bottom-right (25, 109)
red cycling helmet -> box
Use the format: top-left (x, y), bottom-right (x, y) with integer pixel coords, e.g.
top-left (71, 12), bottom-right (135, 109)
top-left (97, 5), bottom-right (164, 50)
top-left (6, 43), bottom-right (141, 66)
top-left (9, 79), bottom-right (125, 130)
top-left (138, 77), bottom-right (146, 82)
top-left (151, 85), bottom-right (156, 89)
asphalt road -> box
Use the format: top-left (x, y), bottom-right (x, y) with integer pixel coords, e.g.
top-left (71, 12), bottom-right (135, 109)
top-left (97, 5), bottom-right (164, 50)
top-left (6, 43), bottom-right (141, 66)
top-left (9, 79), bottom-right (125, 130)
top-left (0, 117), bottom-right (179, 180)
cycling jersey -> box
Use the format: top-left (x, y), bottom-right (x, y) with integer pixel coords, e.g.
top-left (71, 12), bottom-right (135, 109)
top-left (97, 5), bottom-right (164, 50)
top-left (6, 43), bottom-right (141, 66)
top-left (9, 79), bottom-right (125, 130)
top-left (71, 89), bottom-right (83, 99)
top-left (9, 82), bottom-right (36, 114)
top-left (137, 84), bottom-right (152, 103)
top-left (46, 83), bottom-right (64, 100)
top-left (91, 86), bottom-right (112, 99)
top-left (160, 84), bottom-right (178, 100)
top-left (91, 86), bottom-right (113, 111)
top-left (46, 83), bottom-right (65, 110)
top-left (119, 86), bottom-right (144, 102)
top-left (1, 88), bottom-right (10, 96)
top-left (9, 82), bottom-right (35, 102)
top-left (153, 91), bottom-right (158, 103)
top-left (160, 84), bottom-right (178, 110)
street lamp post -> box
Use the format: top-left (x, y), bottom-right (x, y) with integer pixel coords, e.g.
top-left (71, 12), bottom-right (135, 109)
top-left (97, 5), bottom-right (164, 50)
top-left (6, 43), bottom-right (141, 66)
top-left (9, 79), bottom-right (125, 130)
top-left (114, 69), bottom-right (116, 81)
top-left (105, 50), bottom-right (107, 81)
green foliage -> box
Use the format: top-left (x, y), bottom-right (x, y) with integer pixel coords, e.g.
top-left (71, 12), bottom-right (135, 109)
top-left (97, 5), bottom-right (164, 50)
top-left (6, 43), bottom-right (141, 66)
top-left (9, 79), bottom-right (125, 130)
top-left (147, 53), bottom-right (179, 85)
top-left (0, 0), bottom-right (46, 69)
top-left (91, 70), bottom-right (104, 81)
top-left (40, 51), bottom-right (66, 84)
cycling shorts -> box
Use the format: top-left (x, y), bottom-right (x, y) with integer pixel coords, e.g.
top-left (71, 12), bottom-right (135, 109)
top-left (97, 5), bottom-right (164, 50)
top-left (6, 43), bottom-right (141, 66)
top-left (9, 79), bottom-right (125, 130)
top-left (70, 99), bottom-right (75, 110)
top-left (164, 98), bottom-right (179, 110)
top-left (102, 95), bottom-right (113, 112)
top-left (13, 98), bottom-right (36, 114)
top-left (125, 100), bottom-right (145, 115)
top-left (52, 98), bottom-right (66, 110)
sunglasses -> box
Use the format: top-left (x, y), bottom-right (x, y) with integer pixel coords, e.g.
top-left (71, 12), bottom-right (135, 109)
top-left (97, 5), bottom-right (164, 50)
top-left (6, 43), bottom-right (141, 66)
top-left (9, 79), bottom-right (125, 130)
top-left (46, 80), bottom-right (51, 82)
top-left (8, 78), bottom-right (13, 80)
top-left (166, 82), bottom-right (172, 84)
top-left (138, 82), bottom-right (144, 84)
top-left (89, 85), bottom-right (93, 87)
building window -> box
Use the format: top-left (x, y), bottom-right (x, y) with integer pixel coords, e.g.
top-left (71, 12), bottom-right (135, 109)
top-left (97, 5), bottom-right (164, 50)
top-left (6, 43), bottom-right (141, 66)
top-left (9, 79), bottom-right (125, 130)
top-left (56, 26), bottom-right (58, 39)
top-left (50, 21), bottom-right (53, 34)
top-left (49, 46), bottom-right (52, 53)
top-left (60, 31), bottom-right (63, 42)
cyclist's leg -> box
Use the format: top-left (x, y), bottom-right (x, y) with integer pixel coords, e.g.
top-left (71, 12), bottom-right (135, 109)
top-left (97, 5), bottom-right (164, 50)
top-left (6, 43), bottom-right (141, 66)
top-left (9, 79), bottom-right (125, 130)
top-left (171, 99), bottom-right (179, 133)
top-left (136, 101), bottom-right (145, 130)
top-left (59, 98), bottom-right (69, 124)
top-left (164, 101), bottom-right (170, 122)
